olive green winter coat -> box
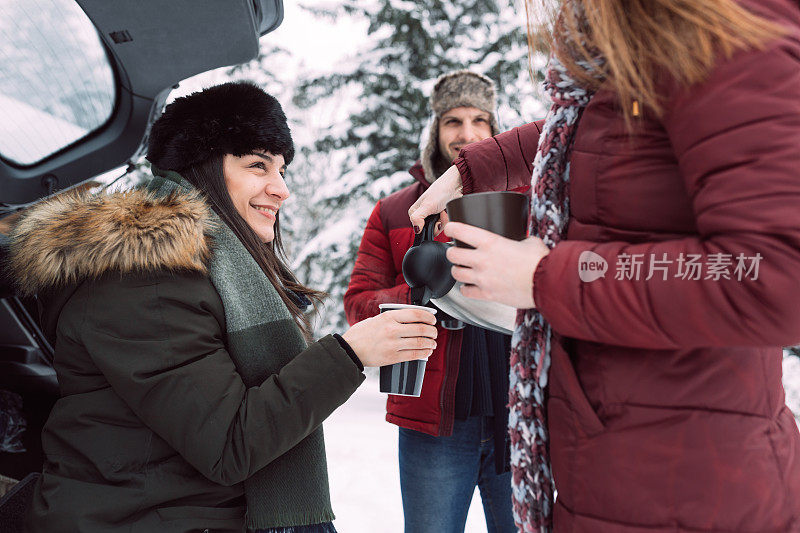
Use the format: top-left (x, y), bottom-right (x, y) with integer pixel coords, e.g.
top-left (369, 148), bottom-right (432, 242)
top-left (9, 189), bottom-right (364, 532)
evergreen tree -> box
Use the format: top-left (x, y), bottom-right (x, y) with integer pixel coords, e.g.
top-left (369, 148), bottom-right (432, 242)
top-left (291, 0), bottom-right (547, 335)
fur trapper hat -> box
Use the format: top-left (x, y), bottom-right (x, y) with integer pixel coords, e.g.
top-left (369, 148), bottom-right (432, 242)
top-left (421, 70), bottom-right (500, 183)
top-left (146, 81), bottom-right (294, 172)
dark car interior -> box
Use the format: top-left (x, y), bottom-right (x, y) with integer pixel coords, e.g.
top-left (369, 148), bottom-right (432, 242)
top-left (0, 0), bottom-right (284, 525)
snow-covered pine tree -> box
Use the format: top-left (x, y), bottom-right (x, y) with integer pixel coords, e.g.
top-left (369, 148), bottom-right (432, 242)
top-left (291, 0), bottom-right (547, 336)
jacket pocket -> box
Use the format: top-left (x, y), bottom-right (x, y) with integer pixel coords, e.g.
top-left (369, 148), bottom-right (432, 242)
top-left (548, 336), bottom-right (604, 438)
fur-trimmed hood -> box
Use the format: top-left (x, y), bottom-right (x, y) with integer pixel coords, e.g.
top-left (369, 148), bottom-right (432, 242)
top-left (9, 188), bottom-right (213, 296)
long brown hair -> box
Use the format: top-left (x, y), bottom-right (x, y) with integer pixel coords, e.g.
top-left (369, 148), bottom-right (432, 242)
top-left (526, 0), bottom-right (784, 122)
top-left (183, 155), bottom-right (325, 341)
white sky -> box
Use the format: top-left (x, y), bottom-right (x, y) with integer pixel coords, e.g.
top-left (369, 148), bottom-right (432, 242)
top-left (174, 1), bottom-right (367, 97)
top-left (265, 2), bottom-right (367, 69)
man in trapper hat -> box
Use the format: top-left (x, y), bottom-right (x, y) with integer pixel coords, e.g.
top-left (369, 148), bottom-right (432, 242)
top-left (344, 70), bottom-right (518, 532)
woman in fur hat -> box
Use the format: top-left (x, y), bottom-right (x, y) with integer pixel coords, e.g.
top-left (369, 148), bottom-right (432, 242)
top-left (10, 81), bottom-right (438, 533)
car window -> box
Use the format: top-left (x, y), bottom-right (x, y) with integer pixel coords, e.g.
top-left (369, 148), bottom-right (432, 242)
top-left (0, 0), bottom-right (116, 166)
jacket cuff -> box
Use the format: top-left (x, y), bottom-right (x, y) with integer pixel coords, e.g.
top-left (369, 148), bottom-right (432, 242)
top-left (333, 333), bottom-right (364, 372)
top-left (532, 244), bottom-right (585, 339)
top-left (453, 157), bottom-right (475, 195)
top-left (532, 251), bottom-right (552, 311)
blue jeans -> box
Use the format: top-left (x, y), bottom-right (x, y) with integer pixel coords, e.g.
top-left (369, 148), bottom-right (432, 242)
top-left (399, 416), bottom-right (516, 533)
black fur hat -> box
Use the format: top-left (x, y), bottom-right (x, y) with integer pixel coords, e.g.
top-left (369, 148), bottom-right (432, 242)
top-left (146, 81), bottom-right (294, 172)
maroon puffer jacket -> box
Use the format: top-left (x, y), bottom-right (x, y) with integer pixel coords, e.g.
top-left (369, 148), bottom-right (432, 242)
top-left (454, 1), bottom-right (800, 530)
top-left (344, 124), bottom-right (541, 436)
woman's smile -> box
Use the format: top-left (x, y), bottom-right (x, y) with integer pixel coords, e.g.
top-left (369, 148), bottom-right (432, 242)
top-left (251, 203), bottom-right (278, 220)
top-left (224, 150), bottom-right (289, 243)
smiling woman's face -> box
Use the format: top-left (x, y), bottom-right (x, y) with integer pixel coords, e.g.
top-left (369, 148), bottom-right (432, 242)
top-left (223, 150), bottom-right (289, 243)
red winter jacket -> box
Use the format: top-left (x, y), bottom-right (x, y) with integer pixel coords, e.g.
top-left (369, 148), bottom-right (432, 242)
top-left (344, 123), bottom-right (542, 436)
top-left (454, 1), bottom-right (800, 530)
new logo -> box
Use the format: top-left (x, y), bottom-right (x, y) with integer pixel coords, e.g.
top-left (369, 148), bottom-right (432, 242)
top-left (578, 251), bottom-right (608, 282)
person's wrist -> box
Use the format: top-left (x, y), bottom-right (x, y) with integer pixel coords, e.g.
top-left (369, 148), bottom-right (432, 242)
top-left (446, 165), bottom-right (462, 191)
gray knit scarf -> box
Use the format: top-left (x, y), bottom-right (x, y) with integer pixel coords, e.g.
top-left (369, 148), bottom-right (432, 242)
top-left (509, 53), bottom-right (598, 532)
top-left (149, 171), bottom-right (334, 531)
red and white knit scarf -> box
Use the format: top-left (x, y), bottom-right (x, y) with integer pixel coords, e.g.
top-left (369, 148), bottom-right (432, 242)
top-left (508, 55), bottom-right (597, 532)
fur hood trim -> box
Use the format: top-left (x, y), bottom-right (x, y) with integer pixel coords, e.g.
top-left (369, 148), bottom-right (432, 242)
top-left (9, 189), bottom-right (213, 295)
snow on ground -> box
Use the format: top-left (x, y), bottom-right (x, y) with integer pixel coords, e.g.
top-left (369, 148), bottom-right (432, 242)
top-left (325, 377), bottom-right (488, 532)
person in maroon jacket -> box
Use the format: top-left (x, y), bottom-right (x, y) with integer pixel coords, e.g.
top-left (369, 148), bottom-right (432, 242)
top-left (409, 1), bottom-right (800, 532)
top-left (345, 71), bottom-right (539, 533)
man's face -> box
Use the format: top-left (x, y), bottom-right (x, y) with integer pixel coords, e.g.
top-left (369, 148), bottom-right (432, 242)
top-left (437, 106), bottom-right (493, 163)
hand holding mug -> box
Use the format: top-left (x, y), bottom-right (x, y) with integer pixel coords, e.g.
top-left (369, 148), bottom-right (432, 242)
top-left (341, 308), bottom-right (438, 367)
top-left (444, 222), bottom-right (550, 309)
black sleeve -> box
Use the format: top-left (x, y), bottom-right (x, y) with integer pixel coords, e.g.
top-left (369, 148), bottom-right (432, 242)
top-left (333, 333), bottom-right (364, 372)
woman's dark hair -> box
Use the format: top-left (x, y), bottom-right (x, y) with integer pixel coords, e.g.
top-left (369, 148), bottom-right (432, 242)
top-left (183, 154), bottom-right (325, 341)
